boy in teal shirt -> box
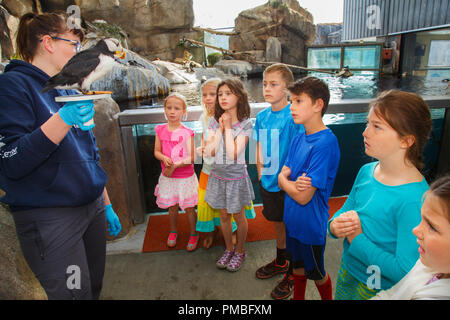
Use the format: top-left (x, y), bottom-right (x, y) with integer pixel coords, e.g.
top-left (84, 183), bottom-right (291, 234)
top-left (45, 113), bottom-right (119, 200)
top-left (253, 64), bottom-right (304, 299)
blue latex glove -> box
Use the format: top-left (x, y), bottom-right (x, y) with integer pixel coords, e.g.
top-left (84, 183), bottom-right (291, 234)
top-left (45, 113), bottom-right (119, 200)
top-left (59, 101), bottom-right (95, 131)
top-left (105, 204), bottom-right (121, 237)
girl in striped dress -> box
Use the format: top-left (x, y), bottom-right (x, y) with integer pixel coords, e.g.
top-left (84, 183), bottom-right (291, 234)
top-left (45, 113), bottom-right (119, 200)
top-left (203, 78), bottom-right (256, 272)
top-left (196, 78), bottom-right (254, 249)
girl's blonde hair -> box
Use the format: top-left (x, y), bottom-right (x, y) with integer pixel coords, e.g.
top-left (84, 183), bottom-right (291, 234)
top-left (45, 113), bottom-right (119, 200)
top-left (200, 78), bottom-right (221, 124)
top-left (164, 92), bottom-right (188, 110)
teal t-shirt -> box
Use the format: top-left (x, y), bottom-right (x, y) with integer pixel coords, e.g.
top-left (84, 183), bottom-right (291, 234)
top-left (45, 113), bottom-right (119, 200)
top-left (252, 104), bottom-right (304, 192)
top-left (328, 162), bottom-right (429, 290)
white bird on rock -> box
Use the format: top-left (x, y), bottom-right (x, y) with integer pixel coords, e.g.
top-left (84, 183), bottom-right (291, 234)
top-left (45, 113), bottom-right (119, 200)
top-left (42, 38), bottom-right (126, 94)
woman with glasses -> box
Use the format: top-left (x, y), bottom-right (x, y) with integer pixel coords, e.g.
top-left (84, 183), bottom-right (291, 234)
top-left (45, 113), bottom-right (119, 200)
top-left (0, 12), bottom-right (121, 300)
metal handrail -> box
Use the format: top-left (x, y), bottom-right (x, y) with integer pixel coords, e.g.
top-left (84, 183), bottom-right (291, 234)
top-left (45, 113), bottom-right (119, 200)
top-left (118, 96), bottom-right (450, 126)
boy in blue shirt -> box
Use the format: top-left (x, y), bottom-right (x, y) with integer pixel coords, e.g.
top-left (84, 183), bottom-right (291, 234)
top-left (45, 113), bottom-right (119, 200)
top-left (278, 77), bottom-right (340, 300)
top-left (253, 64), bottom-right (304, 299)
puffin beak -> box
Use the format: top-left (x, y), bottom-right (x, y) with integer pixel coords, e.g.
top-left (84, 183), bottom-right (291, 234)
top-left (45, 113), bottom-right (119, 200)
top-left (115, 49), bottom-right (126, 59)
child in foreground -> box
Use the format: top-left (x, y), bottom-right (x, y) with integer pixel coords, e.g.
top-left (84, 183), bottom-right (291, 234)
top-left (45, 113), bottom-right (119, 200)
top-left (328, 90), bottom-right (432, 299)
top-left (372, 174), bottom-right (450, 300)
top-left (278, 77), bottom-right (340, 300)
top-left (154, 93), bottom-right (199, 251)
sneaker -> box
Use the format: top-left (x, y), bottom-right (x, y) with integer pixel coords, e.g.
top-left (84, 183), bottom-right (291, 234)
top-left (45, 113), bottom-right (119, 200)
top-left (255, 259), bottom-right (289, 279)
top-left (270, 273), bottom-right (294, 300)
top-left (216, 249), bottom-right (235, 269)
top-left (226, 251), bottom-right (246, 272)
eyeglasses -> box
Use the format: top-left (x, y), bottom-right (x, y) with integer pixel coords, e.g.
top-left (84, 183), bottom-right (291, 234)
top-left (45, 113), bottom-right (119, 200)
top-left (40, 36), bottom-right (82, 53)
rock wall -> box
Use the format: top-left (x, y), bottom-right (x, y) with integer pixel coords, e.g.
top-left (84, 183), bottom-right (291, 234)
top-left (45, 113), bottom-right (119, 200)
top-left (92, 98), bottom-right (133, 238)
top-left (313, 23), bottom-right (342, 45)
top-left (1, 0), bottom-right (198, 62)
top-left (230, 0), bottom-right (315, 66)
top-left (74, 0), bottom-right (198, 61)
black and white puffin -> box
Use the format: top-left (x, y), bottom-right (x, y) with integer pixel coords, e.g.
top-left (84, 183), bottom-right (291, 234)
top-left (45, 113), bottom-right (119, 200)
top-left (42, 38), bottom-right (126, 94)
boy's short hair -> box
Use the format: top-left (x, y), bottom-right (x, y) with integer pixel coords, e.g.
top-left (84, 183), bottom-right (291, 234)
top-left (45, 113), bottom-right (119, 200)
top-left (287, 76), bottom-right (330, 116)
top-left (263, 63), bottom-right (294, 86)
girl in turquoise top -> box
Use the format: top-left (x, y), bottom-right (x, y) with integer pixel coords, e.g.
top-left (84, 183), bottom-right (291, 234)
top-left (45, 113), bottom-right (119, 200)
top-left (327, 90), bottom-right (432, 299)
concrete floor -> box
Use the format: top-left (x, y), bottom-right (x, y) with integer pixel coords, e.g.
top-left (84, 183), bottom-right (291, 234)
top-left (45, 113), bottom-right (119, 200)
top-left (101, 213), bottom-right (344, 300)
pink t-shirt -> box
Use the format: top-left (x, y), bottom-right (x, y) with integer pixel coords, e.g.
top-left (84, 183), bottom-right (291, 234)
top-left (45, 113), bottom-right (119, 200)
top-left (155, 124), bottom-right (194, 178)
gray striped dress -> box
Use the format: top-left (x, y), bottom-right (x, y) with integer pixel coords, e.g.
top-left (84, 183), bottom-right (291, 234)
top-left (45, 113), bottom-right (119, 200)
top-left (204, 117), bottom-right (255, 214)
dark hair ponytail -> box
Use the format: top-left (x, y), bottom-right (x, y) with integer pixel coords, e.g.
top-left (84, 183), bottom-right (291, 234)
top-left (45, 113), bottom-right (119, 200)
top-left (16, 11), bottom-right (84, 62)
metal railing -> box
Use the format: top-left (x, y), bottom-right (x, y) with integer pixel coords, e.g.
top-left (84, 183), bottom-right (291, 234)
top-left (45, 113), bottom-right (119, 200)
top-left (118, 96), bottom-right (450, 224)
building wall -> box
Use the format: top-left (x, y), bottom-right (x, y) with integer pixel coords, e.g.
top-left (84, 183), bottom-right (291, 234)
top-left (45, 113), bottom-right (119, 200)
top-left (343, 0), bottom-right (450, 41)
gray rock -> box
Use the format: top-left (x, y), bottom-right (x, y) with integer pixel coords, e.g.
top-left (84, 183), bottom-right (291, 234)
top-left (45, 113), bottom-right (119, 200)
top-left (2, 0), bottom-right (33, 18)
top-left (92, 98), bottom-right (133, 237)
top-left (75, 0), bottom-right (195, 61)
top-left (90, 49), bottom-right (171, 102)
top-left (214, 60), bottom-right (263, 78)
top-left (0, 202), bottom-right (47, 300)
top-left (230, 0), bottom-right (315, 66)
top-left (266, 37), bottom-right (282, 62)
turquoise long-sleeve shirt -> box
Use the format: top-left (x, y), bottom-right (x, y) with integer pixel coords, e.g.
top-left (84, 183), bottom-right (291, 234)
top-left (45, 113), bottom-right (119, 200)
top-left (328, 162), bottom-right (429, 290)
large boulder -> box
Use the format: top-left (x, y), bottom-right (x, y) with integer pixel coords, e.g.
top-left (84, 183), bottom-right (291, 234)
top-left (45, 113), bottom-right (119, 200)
top-left (85, 42), bottom-right (171, 102)
top-left (74, 0), bottom-right (197, 61)
top-left (214, 59), bottom-right (263, 78)
top-left (0, 201), bottom-right (47, 300)
top-left (314, 23), bottom-right (342, 45)
top-left (151, 60), bottom-right (199, 85)
top-left (2, 0), bottom-right (34, 18)
top-left (92, 97), bottom-right (133, 238)
top-left (0, 5), bottom-right (20, 61)
top-left (230, 0), bottom-right (315, 66)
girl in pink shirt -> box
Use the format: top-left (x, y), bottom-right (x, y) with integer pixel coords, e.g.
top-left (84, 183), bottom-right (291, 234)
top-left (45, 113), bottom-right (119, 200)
top-left (154, 93), bottom-right (199, 251)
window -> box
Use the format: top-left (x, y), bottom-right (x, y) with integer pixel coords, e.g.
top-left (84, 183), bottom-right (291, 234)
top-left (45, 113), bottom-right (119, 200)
top-left (428, 40), bottom-right (450, 67)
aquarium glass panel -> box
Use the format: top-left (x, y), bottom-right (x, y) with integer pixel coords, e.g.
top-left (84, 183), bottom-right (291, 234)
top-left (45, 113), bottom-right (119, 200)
top-left (343, 45), bottom-right (381, 69)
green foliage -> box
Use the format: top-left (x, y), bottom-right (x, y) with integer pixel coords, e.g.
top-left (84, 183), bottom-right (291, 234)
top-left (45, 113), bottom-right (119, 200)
top-left (94, 21), bottom-right (125, 42)
top-left (207, 52), bottom-right (222, 67)
top-left (266, 0), bottom-right (288, 10)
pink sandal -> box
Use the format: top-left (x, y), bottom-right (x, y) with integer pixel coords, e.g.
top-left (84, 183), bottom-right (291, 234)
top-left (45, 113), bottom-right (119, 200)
top-left (186, 234), bottom-right (199, 252)
top-left (167, 231), bottom-right (177, 248)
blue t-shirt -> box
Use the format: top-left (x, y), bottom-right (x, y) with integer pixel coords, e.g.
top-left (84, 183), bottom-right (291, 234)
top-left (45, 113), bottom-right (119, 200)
top-left (328, 162), bottom-right (429, 290)
top-left (283, 128), bottom-right (340, 245)
top-left (253, 104), bottom-right (304, 192)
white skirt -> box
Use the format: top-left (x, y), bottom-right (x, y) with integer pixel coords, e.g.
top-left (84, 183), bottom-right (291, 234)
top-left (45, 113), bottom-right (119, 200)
top-left (154, 173), bottom-right (199, 210)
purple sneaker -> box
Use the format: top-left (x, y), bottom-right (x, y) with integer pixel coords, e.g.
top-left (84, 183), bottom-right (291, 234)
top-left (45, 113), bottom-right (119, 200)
top-left (226, 251), bottom-right (246, 272)
top-left (216, 249), bottom-right (235, 269)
